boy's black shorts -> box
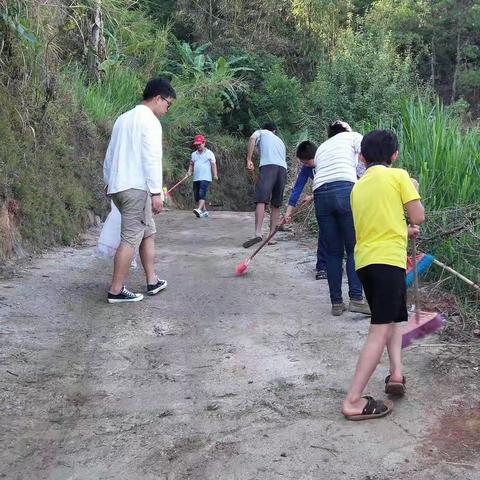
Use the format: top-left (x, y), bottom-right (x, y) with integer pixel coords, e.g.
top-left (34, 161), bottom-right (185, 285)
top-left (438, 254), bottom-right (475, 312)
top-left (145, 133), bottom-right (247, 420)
top-left (255, 164), bottom-right (287, 208)
top-left (356, 264), bottom-right (407, 325)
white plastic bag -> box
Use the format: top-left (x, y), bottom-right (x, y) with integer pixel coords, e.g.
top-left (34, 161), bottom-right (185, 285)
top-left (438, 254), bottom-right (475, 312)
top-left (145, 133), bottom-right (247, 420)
top-left (96, 201), bottom-right (138, 268)
top-left (97, 201), bottom-right (121, 259)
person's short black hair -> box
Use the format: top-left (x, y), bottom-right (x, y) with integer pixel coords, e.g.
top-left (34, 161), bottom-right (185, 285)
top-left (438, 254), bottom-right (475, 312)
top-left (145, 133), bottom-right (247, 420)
top-left (361, 130), bottom-right (399, 164)
top-left (262, 122), bottom-right (277, 132)
top-left (143, 77), bottom-right (176, 101)
top-left (327, 120), bottom-right (350, 138)
top-left (296, 140), bottom-right (317, 161)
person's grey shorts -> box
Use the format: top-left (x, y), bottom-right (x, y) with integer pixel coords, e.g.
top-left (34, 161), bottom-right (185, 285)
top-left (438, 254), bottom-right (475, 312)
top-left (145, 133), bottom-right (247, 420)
top-left (254, 164), bottom-right (287, 208)
top-left (110, 188), bottom-right (156, 248)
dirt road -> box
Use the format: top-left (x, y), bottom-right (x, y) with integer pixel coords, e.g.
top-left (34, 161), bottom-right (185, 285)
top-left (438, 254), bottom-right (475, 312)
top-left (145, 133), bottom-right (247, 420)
top-left (1, 211), bottom-right (479, 480)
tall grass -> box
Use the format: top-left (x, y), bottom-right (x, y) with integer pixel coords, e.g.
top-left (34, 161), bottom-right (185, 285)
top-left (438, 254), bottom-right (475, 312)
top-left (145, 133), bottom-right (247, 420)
top-left (394, 98), bottom-right (480, 311)
top-left (68, 66), bottom-right (141, 123)
top-left (397, 98), bottom-right (480, 210)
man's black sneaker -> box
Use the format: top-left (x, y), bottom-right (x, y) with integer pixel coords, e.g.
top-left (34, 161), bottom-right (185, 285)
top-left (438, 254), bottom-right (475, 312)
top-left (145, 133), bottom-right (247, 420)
top-left (107, 286), bottom-right (143, 304)
top-left (147, 278), bottom-right (168, 295)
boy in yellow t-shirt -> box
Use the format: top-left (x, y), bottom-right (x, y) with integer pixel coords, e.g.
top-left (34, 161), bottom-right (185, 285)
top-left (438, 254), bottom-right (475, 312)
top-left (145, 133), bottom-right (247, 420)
top-left (341, 130), bottom-right (425, 421)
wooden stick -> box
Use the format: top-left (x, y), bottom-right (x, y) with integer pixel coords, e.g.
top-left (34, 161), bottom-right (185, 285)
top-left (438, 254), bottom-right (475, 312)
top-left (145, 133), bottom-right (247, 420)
top-left (412, 238), bottom-right (420, 322)
top-left (249, 204), bottom-right (307, 260)
top-left (250, 220), bottom-right (285, 260)
top-left (432, 259), bottom-right (480, 291)
top-left (166, 175), bottom-right (188, 194)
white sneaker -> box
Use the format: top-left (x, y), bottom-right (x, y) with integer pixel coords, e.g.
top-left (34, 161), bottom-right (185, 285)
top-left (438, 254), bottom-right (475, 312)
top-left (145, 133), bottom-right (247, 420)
top-left (193, 208), bottom-right (201, 217)
top-left (200, 211), bottom-right (209, 218)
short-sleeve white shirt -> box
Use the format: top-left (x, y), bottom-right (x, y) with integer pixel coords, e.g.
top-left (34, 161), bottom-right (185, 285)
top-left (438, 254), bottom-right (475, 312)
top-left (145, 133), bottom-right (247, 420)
top-left (191, 148), bottom-right (216, 182)
top-left (312, 131), bottom-right (363, 191)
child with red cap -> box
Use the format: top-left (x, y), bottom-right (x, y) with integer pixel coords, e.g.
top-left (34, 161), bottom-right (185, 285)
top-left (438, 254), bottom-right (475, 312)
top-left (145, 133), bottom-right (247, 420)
top-left (187, 134), bottom-right (218, 218)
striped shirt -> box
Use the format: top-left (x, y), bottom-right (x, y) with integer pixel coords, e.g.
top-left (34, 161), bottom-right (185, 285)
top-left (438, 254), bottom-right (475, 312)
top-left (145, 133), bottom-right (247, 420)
top-left (312, 131), bottom-right (363, 191)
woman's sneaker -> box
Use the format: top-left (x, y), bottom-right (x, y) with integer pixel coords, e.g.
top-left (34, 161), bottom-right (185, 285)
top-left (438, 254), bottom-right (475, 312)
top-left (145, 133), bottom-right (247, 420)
top-left (107, 286), bottom-right (143, 304)
top-left (193, 208), bottom-right (201, 217)
top-left (200, 211), bottom-right (209, 218)
top-left (349, 299), bottom-right (371, 315)
top-left (147, 278), bottom-right (168, 295)
top-left (331, 303), bottom-right (347, 316)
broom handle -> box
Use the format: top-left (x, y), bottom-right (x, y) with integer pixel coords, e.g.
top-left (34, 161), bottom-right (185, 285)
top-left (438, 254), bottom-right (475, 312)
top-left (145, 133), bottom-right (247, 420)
top-left (250, 221), bottom-right (285, 260)
top-left (412, 237), bottom-right (420, 321)
top-left (248, 200), bottom-right (312, 260)
top-left (432, 259), bottom-right (480, 291)
top-left (166, 175), bottom-right (189, 194)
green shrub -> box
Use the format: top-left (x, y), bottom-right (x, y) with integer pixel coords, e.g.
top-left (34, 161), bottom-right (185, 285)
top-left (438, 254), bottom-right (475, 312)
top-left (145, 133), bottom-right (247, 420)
top-left (248, 64), bottom-right (307, 143)
top-left (308, 30), bottom-right (419, 129)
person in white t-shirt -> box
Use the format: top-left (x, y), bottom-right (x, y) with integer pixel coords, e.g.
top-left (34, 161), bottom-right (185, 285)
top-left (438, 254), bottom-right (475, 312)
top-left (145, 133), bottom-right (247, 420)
top-left (243, 123), bottom-right (287, 248)
top-left (103, 77), bottom-right (176, 304)
top-left (187, 134), bottom-right (218, 218)
top-left (312, 120), bottom-right (370, 317)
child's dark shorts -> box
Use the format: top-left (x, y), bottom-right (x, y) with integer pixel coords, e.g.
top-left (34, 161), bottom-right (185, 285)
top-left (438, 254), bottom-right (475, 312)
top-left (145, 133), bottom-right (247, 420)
top-left (356, 264), bottom-right (407, 325)
top-left (193, 180), bottom-right (210, 202)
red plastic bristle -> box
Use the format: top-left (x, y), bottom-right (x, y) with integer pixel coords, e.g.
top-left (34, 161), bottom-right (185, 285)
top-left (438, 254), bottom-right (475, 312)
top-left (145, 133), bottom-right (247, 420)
top-left (235, 262), bottom-right (248, 276)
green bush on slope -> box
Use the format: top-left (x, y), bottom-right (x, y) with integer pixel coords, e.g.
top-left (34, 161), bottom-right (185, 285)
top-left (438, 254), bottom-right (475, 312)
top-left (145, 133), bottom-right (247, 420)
top-left (0, 0), bottom-right (106, 257)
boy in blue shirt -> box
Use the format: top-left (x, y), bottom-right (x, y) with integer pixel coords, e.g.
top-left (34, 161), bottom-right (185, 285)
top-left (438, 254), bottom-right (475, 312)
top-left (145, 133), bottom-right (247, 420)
top-left (284, 141), bottom-right (327, 280)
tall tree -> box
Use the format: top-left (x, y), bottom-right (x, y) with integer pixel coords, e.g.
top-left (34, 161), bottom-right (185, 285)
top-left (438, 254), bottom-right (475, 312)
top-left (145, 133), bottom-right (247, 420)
top-left (87, 0), bottom-right (106, 82)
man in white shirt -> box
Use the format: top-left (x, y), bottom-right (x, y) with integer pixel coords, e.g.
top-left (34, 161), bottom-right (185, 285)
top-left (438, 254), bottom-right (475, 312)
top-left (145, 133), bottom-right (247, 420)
top-left (103, 77), bottom-right (176, 303)
top-left (243, 123), bottom-right (287, 248)
top-left (187, 134), bottom-right (218, 218)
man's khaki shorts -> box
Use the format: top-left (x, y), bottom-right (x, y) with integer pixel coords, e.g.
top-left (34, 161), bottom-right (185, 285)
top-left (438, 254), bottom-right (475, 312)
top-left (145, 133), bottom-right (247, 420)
top-left (110, 189), bottom-right (156, 248)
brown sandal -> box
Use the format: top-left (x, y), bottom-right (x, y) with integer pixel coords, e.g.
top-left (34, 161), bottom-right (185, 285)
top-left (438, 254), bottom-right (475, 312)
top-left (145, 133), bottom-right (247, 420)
top-left (385, 375), bottom-right (406, 396)
top-left (345, 396), bottom-right (393, 421)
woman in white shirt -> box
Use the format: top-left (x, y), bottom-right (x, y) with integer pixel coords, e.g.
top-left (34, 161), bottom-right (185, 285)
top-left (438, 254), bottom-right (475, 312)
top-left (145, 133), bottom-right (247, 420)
top-left (312, 121), bottom-right (370, 317)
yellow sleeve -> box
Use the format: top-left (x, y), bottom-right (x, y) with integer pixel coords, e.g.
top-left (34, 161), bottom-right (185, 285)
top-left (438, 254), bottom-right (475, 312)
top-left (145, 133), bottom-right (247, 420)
top-left (398, 169), bottom-right (421, 205)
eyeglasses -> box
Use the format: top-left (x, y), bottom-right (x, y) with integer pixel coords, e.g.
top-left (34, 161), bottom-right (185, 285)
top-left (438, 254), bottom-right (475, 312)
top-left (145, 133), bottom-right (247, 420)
top-left (160, 96), bottom-right (173, 110)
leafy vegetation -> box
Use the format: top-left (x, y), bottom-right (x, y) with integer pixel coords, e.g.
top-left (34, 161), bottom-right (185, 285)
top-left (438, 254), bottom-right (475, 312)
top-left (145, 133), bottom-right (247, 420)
top-left (398, 98), bottom-right (480, 209)
top-left (396, 99), bottom-right (479, 306)
top-left (0, 0), bottom-right (106, 257)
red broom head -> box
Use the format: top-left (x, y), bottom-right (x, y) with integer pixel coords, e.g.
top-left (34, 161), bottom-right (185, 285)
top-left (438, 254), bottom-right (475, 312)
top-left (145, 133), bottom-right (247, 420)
top-left (235, 260), bottom-right (249, 276)
top-left (402, 311), bottom-right (444, 348)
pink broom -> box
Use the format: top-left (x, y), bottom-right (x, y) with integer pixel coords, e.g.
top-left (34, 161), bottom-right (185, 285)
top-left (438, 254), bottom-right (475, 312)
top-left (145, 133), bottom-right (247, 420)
top-left (402, 239), bottom-right (444, 348)
top-left (235, 198), bottom-right (314, 276)
top-left (235, 196), bottom-right (316, 277)
top-left (235, 221), bottom-right (285, 276)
